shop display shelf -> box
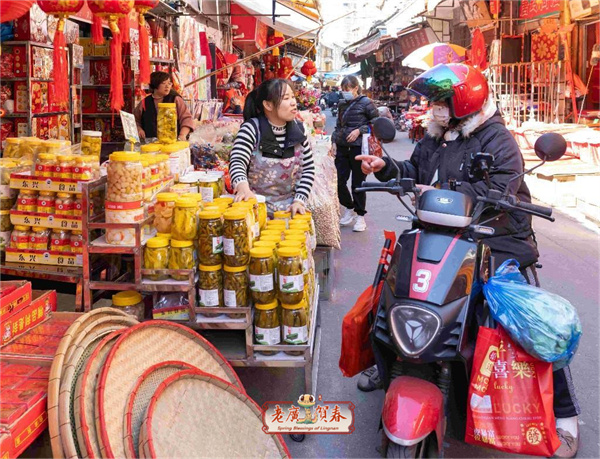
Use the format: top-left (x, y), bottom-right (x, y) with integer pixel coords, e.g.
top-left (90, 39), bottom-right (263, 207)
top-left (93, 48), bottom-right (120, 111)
top-left (5, 247), bottom-right (82, 267)
top-left (83, 56), bottom-right (110, 60)
top-left (10, 173), bottom-right (85, 193)
top-left (140, 269), bottom-right (196, 292)
top-left (32, 111), bottom-right (69, 117)
top-left (10, 210), bottom-right (82, 231)
top-left (193, 308), bottom-right (252, 330)
top-left (150, 58), bottom-right (175, 65)
top-left (2, 41), bottom-right (53, 49)
top-left (82, 113), bottom-right (118, 117)
top-left (82, 85), bottom-right (111, 88)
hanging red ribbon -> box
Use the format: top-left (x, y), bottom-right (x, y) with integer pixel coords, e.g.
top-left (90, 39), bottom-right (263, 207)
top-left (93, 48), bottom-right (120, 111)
top-left (134, 1), bottom-right (158, 85)
top-left (199, 31), bottom-right (213, 69)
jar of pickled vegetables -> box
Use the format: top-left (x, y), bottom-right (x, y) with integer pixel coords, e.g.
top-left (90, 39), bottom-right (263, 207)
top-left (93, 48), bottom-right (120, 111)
top-left (55, 193), bottom-right (74, 215)
top-left (17, 190), bottom-right (37, 212)
top-left (73, 156), bottom-right (93, 181)
top-left (280, 239), bottom-right (309, 285)
top-left (29, 227), bottom-right (50, 250)
top-left (198, 209), bottom-right (223, 265)
top-left (256, 195), bottom-right (267, 230)
top-left (169, 239), bottom-right (196, 281)
top-left (87, 156), bottom-right (101, 180)
top-left (4, 138), bottom-right (22, 158)
top-left (10, 226), bottom-right (31, 249)
top-left (154, 192), bottom-right (177, 234)
top-left (156, 232), bottom-right (171, 242)
top-left (172, 198), bottom-right (197, 240)
top-left (265, 219), bottom-right (286, 230)
top-left (198, 175), bottom-right (220, 203)
top-left (140, 143), bottom-right (161, 155)
top-left (20, 138), bottom-right (42, 160)
top-left (198, 264), bottom-right (223, 314)
top-left (277, 247), bottom-right (304, 304)
top-left (223, 210), bottom-right (250, 267)
top-left (70, 231), bottom-right (84, 253)
top-left (157, 103), bottom-right (177, 144)
top-left (223, 265), bottom-right (249, 317)
top-left (55, 154), bottom-right (74, 179)
top-left (35, 153), bottom-right (56, 178)
top-left (260, 229), bottom-right (284, 241)
top-left (50, 229), bottom-right (70, 252)
top-left (259, 235), bottom-right (282, 248)
top-left (254, 300), bottom-right (281, 352)
top-left (273, 210), bottom-right (291, 228)
top-left (249, 247), bottom-right (276, 304)
top-left (181, 193), bottom-right (203, 214)
top-left (282, 301), bottom-right (308, 354)
top-left (107, 152), bottom-right (143, 203)
top-left (111, 291), bottom-right (145, 321)
top-left (231, 202), bottom-right (256, 244)
top-left (144, 237), bottom-right (170, 281)
top-left (44, 140), bottom-right (63, 155)
top-left (0, 210), bottom-right (11, 251)
top-left (81, 130), bottom-right (102, 157)
top-left (36, 191), bottom-right (55, 214)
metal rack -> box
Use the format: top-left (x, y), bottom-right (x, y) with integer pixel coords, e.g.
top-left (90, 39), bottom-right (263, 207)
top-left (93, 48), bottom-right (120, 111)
top-left (69, 44), bottom-right (83, 142)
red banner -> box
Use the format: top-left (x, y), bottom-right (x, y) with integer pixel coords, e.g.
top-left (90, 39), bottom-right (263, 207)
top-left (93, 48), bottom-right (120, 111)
top-left (519, 0), bottom-right (560, 19)
top-left (398, 28), bottom-right (433, 58)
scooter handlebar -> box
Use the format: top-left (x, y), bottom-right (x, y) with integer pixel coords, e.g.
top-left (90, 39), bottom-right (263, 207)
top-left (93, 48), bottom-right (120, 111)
top-left (514, 200), bottom-right (553, 218)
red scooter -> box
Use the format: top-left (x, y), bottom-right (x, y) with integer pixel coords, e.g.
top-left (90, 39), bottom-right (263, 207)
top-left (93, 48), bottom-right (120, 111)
top-left (357, 119), bottom-right (566, 457)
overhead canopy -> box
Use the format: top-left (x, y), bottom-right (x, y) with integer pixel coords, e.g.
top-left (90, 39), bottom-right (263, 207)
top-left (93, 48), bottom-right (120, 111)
top-left (232, 0), bottom-right (320, 39)
top-left (323, 63), bottom-right (361, 79)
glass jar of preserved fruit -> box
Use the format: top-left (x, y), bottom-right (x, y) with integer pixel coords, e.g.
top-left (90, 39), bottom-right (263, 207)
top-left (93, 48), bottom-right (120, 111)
top-left (198, 209), bottom-right (223, 265)
top-left (223, 210), bottom-right (250, 267)
top-left (111, 291), bottom-right (145, 321)
top-left (282, 301), bottom-right (308, 354)
top-left (70, 231), bottom-right (84, 253)
top-left (260, 229), bottom-right (284, 241)
top-left (198, 174), bottom-right (220, 203)
top-left (156, 232), bottom-right (171, 242)
top-left (17, 190), bottom-right (37, 212)
top-left (154, 192), bottom-right (178, 234)
top-left (35, 153), bottom-right (57, 178)
top-left (36, 191), bottom-right (55, 214)
top-left (254, 300), bottom-right (281, 353)
top-left (107, 152), bottom-right (143, 203)
top-left (10, 225), bottom-right (31, 249)
top-left (50, 229), bottom-right (70, 252)
top-left (55, 193), bottom-right (74, 215)
top-left (81, 130), bottom-right (102, 157)
top-left (157, 154), bottom-right (170, 179)
top-left (157, 103), bottom-right (177, 144)
top-left (147, 156), bottom-right (160, 182)
top-left (19, 138), bottom-right (42, 160)
top-left (73, 155), bottom-right (93, 181)
top-left (256, 195), bottom-right (268, 230)
top-left (140, 143), bottom-right (161, 155)
top-left (273, 210), bottom-right (291, 228)
top-left (198, 264), bottom-right (223, 316)
top-left (29, 227), bottom-right (50, 250)
top-left (265, 219), bottom-right (286, 232)
top-left (169, 239), bottom-right (196, 281)
top-left (144, 237), bottom-right (170, 281)
top-left (277, 247), bottom-right (304, 304)
top-left (223, 265), bottom-right (249, 314)
top-left (55, 154), bottom-right (74, 179)
top-left (249, 247), bottom-right (276, 304)
top-left (172, 198), bottom-right (198, 240)
top-left (43, 140), bottom-right (63, 155)
top-left (3, 138), bottom-right (22, 158)
top-left (73, 194), bottom-right (83, 217)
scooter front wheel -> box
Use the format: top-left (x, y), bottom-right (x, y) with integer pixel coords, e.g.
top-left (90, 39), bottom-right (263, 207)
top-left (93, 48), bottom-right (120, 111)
top-left (385, 434), bottom-right (439, 458)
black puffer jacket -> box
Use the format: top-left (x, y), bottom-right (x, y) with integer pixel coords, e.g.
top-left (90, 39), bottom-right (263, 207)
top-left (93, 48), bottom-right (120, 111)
top-left (375, 97), bottom-right (539, 267)
top-left (332, 95), bottom-right (379, 147)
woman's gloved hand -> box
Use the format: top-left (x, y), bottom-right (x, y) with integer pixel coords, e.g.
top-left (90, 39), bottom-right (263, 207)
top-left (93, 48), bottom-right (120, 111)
top-left (234, 182), bottom-right (256, 202)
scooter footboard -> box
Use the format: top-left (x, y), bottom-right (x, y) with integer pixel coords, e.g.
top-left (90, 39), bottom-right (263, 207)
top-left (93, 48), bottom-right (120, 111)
top-left (382, 376), bottom-right (444, 448)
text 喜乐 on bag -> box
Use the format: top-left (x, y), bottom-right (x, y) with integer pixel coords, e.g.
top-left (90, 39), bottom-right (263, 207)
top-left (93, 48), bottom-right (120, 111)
top-left (465, 326), bottom-right (561, 457)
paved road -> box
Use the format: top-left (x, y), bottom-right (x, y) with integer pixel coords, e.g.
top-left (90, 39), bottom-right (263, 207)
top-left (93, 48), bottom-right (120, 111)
top-left (238, 111), bottom-right (600, 458)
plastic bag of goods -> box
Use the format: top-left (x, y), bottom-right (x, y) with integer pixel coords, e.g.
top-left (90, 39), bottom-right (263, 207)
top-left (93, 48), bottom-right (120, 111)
top-left (483, 259), bottom-right (582, 370)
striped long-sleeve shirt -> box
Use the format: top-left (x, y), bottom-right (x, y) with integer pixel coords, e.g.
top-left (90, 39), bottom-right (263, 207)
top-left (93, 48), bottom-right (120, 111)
top-left (229, 120), bottom-right (315, 203)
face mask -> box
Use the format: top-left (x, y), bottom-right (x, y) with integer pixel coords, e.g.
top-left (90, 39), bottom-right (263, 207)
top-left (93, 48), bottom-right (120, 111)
top-left (432, 104), bottom-right (451, 127)
top-left (342, 91), bottom-right (354, 100)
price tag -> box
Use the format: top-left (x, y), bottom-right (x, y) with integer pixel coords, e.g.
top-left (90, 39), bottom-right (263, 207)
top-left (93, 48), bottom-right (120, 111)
top-left (120, 110), bottom-right (140, 144)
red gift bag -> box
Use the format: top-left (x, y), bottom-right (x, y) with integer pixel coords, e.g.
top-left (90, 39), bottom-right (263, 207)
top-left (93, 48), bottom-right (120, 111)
top-left (368, 133), bottom-right (383, 157)
top-left (466, 326), bottom-right (561, 456)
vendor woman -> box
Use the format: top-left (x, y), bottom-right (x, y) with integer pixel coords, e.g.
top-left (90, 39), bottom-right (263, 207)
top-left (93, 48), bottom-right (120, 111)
top-left (229, 78), bottom-right (315, 216)
top-left (134, 71), bottom-right (194, 141)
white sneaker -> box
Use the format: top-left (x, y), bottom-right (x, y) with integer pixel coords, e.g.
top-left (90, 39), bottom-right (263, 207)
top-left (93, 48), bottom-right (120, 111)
top-left (353, 216), bottom-right (367, 232)
top-left (339, 208), bottom-right (356, 226)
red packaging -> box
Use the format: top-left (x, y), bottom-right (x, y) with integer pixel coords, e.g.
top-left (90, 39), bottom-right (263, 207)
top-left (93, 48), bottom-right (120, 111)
top-left (465, 326), bottom-right (561, 456)
top-left (29, 366), bottom-right (51, 380)
top-left (13, 4), bottom-right (49, 43)
top-left (0, 52), bottom-right (14, 78)
top-left (48, 115), bottom-right (59, 140)
top-left (91, 60), bottom-right (110, 84)
top-left (0, 281), bottom-right (31, 323)
top-left (13, 46), bottom-right (27, 77)
top-left (0, 377), bottom-right (24, 390)
top-left (82, 88), bottom-right (97, 113)
top-left (2, 364), bottom-right (37, 378)
top-left (31, 82), bottom-right (47, 114)
top-left (0, 403), bottom-right (26, 425)
top-left (0, 395), bottom-right (48, 458)
top-left (13, 334), bottom-right (47, 347)
top-left (13, 379), bottom-right (48, 391)
top-left (14, 118), bottom-right (28, 137)
top-left (2, 388), bottom-right (44, 410)
top-left (14, 82), bottom-right (28, 113)
top-left (97, 91), bottom-right (111, 113)
top-left (0, 120), bottom-right (14, 144)
top-left (0, 343), bottom-right (37, 355)
top-left (1, 290), bottom-right (55, 346)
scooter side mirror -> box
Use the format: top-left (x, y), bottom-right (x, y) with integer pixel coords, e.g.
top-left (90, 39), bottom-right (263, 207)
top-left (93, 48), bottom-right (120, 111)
top-left (534, 133), bottom-right (566, 162)
top-left (371, 117), bottom-right (396, 143)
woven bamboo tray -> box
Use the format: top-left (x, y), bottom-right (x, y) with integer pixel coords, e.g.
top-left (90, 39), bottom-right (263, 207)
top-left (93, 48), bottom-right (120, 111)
top-left (138, 369), bottom-right (290, 458)
top-left (74, 331), bottom-right (123, 459)
top-left (48, 308), bottom-right (131, 459)
top-left (124, 361), bottom-right (197, 459)
top-left (59, 317), bottom-right (137, 458)
top-left (96, 321), bottom-right (244, 459)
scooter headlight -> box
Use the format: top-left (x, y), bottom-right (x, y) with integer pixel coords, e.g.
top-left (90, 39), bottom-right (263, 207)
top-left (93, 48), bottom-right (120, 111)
top-left (388, 305), bottom-right (441, 357)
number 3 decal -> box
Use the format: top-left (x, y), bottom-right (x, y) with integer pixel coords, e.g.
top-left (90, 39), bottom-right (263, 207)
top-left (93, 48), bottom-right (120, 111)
top-left (412, 269), bottom-right (431, 293)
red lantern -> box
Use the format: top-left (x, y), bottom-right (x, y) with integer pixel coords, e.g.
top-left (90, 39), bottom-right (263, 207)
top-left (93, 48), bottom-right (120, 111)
top-left (88, 0), bottom-right (134, 112)
top-left (280, 56), bottom-right (292, 68)
top-left (264, 70), bottom-right (276, 81)
top-left (0, 0), bottom-right (35, 22)
top-left (37, 1), bottom-right (84, 109)
top-left (301, 60), bottom-right (317, 81)
top-left (134, 0), bottom-right (159, 84)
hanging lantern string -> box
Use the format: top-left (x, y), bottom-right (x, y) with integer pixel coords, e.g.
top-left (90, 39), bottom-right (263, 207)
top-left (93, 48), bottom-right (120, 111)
top-left (285, 43), bottom-right (316, 80)
top-left (185, 10), bottom-right (353, 88)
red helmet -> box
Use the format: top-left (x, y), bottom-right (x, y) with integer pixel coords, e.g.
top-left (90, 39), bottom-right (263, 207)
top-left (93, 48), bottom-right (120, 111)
top-left (408, 63), bottom-right (489, 119)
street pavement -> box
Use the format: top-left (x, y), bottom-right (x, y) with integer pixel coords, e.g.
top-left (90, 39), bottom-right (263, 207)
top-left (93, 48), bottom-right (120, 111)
top-left (237, 112), bottom-right (600, 458)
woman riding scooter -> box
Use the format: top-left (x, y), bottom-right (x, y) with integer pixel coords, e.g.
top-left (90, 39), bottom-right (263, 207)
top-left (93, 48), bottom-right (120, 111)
top-left (357, 63), bottom-right (580, 458)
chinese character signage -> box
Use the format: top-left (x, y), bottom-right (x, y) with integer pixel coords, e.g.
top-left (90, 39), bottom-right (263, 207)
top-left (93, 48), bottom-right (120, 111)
top-left (262, 394), bottom-right (355, 434)
top-left (398, 28), bottom-right (436, 58)
top-left (519, 0), bottom-right (561, 19)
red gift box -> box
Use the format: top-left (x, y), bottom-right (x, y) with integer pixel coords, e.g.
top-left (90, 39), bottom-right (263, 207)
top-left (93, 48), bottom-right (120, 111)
top-left (13, 46), bottom-right (27, 77)
top-left (0, 403), bottom-right (26, 426)
top-left (14, 82), bottom-right (28, 113)
top-left (13, 379), bottom-right (48, 391)
top-left (13, 4), bottom-right (49, 43)
top-left (91, 60), bottom-right (110, 85)
top-left (0, 377), bottom-right (24, 390)
top-left (1, 388), bottom-right (44, 410)
top-left (1, 290), bottom-right (55, 347)
top-left (96, 91), bottom-right (111, 113)
top-left (0, 52), bottom-right (14, 78)
top-left (82, 88), bottom-right (97, 113)
top-left (2, 364), bottom-right (37, 378)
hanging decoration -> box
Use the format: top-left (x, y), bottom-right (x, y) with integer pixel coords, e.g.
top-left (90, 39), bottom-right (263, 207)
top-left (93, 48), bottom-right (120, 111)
top-left (37, 0), bottom-right (85, 109)
top-left (268, 31), bottom-right (284, 57)
top-left (278, 56), bottom-right (294, 79)
top-left (301, 60), bottom-right (317, 81)
top-left (134, 0), bottom-right (159, 84)
top-left (199, 30), bottom-right (213, 69)
top-left (88, 0), bottom-right (134, 112)
top-left (0, 0), bottom-right (35, 22)
top-left (469, 28), bottom-right (488, 70)
top-left (119, 11), bottom-right (131, 43)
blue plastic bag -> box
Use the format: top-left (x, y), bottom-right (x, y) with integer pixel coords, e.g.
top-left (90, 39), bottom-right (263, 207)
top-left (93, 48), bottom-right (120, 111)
top-left (483, 259), bottom-right (582, 370)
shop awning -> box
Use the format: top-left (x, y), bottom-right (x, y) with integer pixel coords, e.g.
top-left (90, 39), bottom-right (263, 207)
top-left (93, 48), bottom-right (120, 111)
top-left (232, 0), bottom-right (320, 39)
top-left (323, 64), bottom-right (361, 79)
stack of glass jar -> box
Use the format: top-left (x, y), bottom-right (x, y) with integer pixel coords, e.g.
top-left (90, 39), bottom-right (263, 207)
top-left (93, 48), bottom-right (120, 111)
top-left (8, 225), bottom-right (83, 253)
top-left (12, 188), bottom-right (84, 218)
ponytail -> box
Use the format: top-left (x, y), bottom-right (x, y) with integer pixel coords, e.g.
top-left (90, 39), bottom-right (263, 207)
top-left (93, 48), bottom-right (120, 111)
top-left (243, 78), bottom-right (294, 121)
